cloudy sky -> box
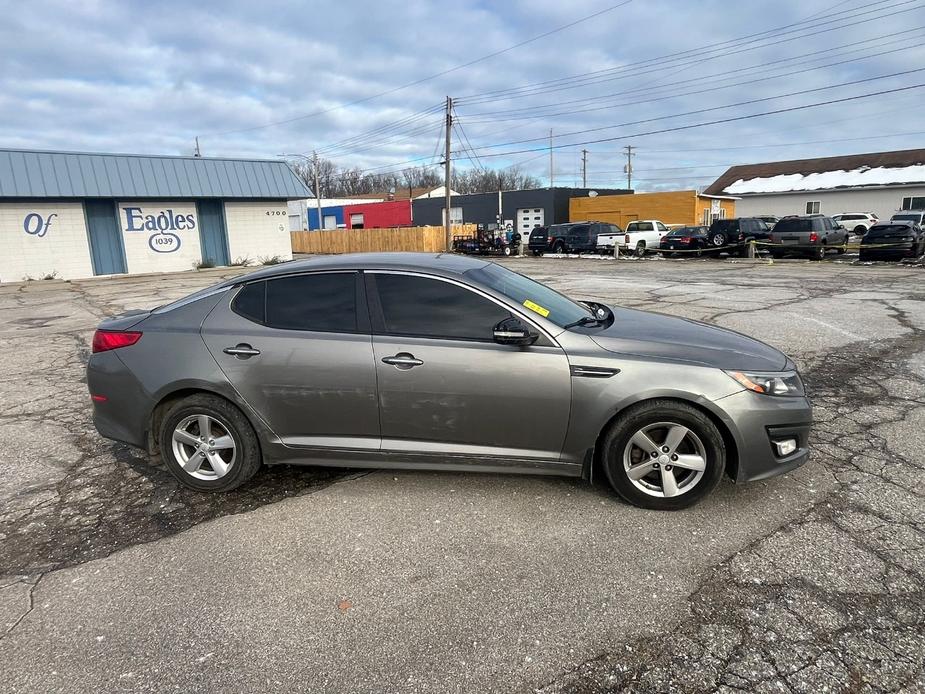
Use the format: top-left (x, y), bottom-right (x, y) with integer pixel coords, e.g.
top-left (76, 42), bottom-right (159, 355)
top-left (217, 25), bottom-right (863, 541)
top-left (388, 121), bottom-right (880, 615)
top-left (2, 0), bottom-right (924, 191)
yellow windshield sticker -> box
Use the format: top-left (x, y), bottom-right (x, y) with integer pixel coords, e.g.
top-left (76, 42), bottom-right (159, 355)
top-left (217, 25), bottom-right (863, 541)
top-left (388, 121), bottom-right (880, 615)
top-left (523, 299), bottom-right (550, 318)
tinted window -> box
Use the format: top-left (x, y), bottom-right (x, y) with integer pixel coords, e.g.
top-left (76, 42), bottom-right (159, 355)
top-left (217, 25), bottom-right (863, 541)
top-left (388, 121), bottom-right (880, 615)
top-left (628, 222), bottom-right (654, 231)
top-left (711, 220), bottom-right (736, 231)
top-left (232, 282), bottom-right (266, 323)
top-left (656, 222), bottom-right (668, 231)
top-left (375, 274), bottom-right (511, 340)
top-left (774, 218), bottom-right (813, 233)
top-left (265, 273), bottom-right (357, 332)
top-left (892, 214), bottom-right (923, 223)
top-left (867, 224), bottom-right (913, 238)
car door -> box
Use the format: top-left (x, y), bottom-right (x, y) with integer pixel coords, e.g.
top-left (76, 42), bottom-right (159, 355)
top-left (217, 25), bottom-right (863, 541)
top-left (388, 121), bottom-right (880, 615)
top-left (366, 271), bottom-right (572, 463)
top-left (200, 271), bottom-right (380, 450)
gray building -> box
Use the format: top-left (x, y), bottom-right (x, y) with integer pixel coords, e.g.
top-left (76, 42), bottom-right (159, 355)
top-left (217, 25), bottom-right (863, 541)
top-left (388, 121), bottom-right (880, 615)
top-left (0, 148), bottom-right (310, 282)
top-left (411, 187), bottom-right (631, 239)
top-left (703, 148), bottom-right (925, 221)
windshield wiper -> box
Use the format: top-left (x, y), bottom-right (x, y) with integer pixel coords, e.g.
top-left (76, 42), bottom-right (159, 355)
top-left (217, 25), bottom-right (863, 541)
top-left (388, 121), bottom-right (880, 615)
top-left (564, 315), bottom-right (605, 330)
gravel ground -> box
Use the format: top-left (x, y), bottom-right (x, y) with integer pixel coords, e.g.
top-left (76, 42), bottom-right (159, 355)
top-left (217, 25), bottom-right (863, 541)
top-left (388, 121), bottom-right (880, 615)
top-left (0, 254), bottom-right (923, 693)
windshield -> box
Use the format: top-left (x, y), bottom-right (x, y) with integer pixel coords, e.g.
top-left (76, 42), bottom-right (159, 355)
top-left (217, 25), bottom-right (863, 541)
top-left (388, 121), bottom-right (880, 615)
top-left (464, 263), bottom-right (592, 328)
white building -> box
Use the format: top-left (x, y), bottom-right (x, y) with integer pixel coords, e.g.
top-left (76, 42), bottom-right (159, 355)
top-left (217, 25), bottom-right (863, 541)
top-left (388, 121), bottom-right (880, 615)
top-left (0, 149), bottom-right (311, 282)
top-left (703, 148), bottom-right (925, 221)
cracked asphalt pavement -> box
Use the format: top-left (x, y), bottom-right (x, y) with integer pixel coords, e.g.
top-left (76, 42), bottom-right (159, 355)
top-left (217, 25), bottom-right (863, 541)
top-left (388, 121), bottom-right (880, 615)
top-left (1, 255), bottom-right (923, 693)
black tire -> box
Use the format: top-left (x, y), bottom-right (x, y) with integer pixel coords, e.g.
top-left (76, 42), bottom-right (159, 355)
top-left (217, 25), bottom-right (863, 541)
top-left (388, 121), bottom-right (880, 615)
top-left (634, 241), bottom-right (646, 257)
top-left (532, 249), bottom-right (543, 257)
top-left (159, 394), bottom-right (262, 492)
top-left (553, 242), bottom-right (566, 254)
top-left (602, 400), bottom-right (725, 511)
top-left (711, 232), bottom-right (727, 249)
top-left (502, 246), bottom-right (512, 256)
top-left (853, 225), bottom-right (866, 235)
top-left (811, 245), bottom-right (826, 261)
top-left (662, 251), bottom-right (675, 258)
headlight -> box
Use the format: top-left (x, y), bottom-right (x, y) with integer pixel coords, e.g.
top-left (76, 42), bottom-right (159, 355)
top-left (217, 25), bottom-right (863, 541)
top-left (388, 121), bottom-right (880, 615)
top-left (726, 370), bottom-right (804, 396)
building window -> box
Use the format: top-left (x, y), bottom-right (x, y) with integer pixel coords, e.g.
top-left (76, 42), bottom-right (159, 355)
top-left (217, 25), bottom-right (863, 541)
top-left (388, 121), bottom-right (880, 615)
top-left (805, 201), bottom-right (821, 214)
top-left (442, 207), bottom-right (463, 225)
top-left (323, 215), bottom-right (337, 229)
top-left (350, 213), bottom-right (364, 229)
top-left (901, 196), bottom-right (925, 210)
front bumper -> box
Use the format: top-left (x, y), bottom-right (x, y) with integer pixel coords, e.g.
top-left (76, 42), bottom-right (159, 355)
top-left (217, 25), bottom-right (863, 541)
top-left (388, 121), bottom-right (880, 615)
top-left (714, 389), bottom-right (813, 483)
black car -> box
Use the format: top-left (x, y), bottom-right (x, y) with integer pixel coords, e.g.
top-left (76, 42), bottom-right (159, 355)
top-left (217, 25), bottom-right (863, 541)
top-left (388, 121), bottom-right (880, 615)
top-left (528, 221), bottom-right (620, 255)
top-left (706, 218), bottom-right (773, 255)
top-left (768, 215), bottom-right (848, 260)
top-left (659, 226), bottom-right (709, 256)
top-left (859, 221), bottom-right (925, 262)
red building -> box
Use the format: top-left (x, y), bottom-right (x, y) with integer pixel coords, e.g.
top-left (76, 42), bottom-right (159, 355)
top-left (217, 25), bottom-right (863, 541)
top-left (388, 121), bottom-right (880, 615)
top-left (342, 200), bottom-right (412, 229)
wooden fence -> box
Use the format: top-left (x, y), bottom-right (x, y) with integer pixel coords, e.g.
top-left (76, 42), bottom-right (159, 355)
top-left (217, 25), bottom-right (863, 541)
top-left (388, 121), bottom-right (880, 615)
top-left (290, 224), bottom-right (477, 255)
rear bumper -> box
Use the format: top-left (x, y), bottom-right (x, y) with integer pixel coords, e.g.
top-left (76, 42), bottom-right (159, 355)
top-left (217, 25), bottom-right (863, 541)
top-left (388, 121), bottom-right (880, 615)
top-left (859, 245), bottom-right (917, 260)
top-left (714, 390), bottom-right (813, 483)
top-left (87, 351), bottom-right (149, 448)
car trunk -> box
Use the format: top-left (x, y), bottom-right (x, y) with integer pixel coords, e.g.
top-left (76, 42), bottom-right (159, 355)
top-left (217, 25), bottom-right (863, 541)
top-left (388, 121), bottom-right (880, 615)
top-left (528, 228), bottom-right (549, 247)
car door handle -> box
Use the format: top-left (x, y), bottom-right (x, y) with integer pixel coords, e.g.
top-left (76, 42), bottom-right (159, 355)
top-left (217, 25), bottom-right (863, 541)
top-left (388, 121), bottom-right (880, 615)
top-left (223, 344), bottom-right (261, 358)
top-left (382, 353), bottom-right (424, 369)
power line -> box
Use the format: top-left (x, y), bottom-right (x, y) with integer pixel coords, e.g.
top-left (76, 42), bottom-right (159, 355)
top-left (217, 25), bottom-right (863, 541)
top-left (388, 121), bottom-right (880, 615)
top-left (458, 26), bottom-right (925, 122)
top-left (202, 0), bottom-right (632, 137)
top-left (452, 82), bottom-right (925, 160)
top-left (454, 68), bottom-right (925, 153)
top-left (455, 0), bottom-right (919, 105)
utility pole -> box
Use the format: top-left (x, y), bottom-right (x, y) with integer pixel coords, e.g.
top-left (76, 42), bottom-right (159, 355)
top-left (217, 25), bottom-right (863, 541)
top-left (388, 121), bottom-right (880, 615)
top-left (313, 150), bottom-right (322, 231)
top-left (549, 129), bottom-right (554, 187)
top-left (194, 137), bottom-right (201, 157)
top-left (623, 145), bottom-right (635, 190)
top-left (581, 149), bottom-right (588, 188)
top-left (444, 96), bottom-right (453, 252)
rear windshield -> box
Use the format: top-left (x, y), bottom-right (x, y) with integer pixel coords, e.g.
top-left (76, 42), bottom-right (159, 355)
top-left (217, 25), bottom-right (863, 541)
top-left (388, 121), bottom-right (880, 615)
top-left (867, 224), bottom-right (913, 237)
top-left (666, 228), bottom-right (698, 236)
top-left (774, 218), bottom-right (813, 233)
top-left (627, 222), bottom-right (653, 231)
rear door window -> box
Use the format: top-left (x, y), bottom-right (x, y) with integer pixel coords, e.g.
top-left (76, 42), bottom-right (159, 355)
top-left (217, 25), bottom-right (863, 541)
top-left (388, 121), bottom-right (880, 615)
top-left (373, 274), bottom-right (511, 341)
top-left (264, 272), bottom-right (358, 333)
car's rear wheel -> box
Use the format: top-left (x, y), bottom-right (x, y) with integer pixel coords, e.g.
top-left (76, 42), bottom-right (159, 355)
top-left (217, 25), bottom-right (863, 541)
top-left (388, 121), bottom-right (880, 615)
top-left (532, 249), bottom-right (543, 256)
top-left (553, 241), bottom-right (566, 254)
top-left (811, 245), bottom-right (826, 261)
top-left (711, 232), bottom-right (727, 249)
top-left (602, 400), bottom-right (725, 510)
top-left (634, 241), bottom-right (646, 257)
top-left (159, 394), bottom-right (261, 492)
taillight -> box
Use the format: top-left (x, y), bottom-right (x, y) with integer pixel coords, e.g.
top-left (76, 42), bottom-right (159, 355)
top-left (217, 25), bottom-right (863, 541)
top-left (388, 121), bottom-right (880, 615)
top-left (681, 236), bottom-right (691, 243)
top-left (625, 234), bottom-right (631, 244)
top-left (809, 232), bottom-right (818, 243)
top-left (92, 330), bottom-right (142, 353)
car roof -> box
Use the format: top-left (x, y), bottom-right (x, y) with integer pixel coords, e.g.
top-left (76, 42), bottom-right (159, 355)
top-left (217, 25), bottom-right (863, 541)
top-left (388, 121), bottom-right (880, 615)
top-left (219, 252), bottom-right (492, 286)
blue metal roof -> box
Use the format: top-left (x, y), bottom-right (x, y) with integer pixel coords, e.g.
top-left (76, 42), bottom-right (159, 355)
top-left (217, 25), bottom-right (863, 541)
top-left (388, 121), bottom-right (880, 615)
top-left (0, 148), bottom-right (312, 199)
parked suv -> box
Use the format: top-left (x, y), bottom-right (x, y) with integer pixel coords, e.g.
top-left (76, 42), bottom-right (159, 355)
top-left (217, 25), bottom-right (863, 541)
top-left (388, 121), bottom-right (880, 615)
top-left (707, 218), bottom-right (772, 255)
top-left (768, 215), bottom-right (848, 260)
top-left (890, 210), bottom-right (925, 226)
top-left (832, 212), bottom-right (878, 235)
top-left (528, 222), bottom-right (620, 255)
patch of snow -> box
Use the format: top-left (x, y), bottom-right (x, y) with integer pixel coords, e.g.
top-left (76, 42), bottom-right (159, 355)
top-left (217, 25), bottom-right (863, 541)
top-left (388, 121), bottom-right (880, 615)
top-left (724, 165), bottom-right (925, 194)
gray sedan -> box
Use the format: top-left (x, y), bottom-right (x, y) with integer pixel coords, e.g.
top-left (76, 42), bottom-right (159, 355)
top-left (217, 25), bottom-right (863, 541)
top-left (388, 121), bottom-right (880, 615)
top-left (87, 253), bottom-right (811, 510)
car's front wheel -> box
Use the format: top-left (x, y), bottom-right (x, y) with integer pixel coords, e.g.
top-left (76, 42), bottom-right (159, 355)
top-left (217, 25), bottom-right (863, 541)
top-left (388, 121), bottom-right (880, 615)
top-left (602, 400), bottom-right (725, 510)
top-left (159, 394), bottom-right (262, 492)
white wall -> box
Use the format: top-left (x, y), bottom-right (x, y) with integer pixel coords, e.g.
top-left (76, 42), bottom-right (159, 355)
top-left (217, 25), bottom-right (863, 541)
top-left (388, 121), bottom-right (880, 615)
top-left (117, 202), bottom-right (202, 274)
top-left (734, 186), bottom-right (925, 222)
top-left (224, 201), bottom-right (293, 262)
top-left (0, 203), bottom-right (94, 281)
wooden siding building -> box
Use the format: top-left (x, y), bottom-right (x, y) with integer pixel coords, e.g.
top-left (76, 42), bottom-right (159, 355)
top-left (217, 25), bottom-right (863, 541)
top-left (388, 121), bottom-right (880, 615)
top-left (570, 190), bottom-right (737, 227)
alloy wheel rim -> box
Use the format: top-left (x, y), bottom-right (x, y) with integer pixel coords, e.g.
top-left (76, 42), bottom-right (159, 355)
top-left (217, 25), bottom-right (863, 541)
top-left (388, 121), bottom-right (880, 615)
top-left (622, 421), bottom-right (707, 498)
top-left (171, 414), bottom-right (237, 480)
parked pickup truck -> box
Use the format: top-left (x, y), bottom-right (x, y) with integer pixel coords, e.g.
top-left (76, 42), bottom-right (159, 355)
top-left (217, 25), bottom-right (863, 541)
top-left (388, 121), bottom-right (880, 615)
top-left (606, 220), bottom-right (668, 256)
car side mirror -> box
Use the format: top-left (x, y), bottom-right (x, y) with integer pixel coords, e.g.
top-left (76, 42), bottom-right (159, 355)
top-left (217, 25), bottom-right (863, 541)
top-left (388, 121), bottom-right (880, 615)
top-left (493, 317), bottom-right (538, 346)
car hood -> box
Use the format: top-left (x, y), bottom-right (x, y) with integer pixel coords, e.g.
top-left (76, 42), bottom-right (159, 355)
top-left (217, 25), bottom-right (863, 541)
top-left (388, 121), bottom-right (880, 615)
top-left (588, 306), bottom-right (789, 371)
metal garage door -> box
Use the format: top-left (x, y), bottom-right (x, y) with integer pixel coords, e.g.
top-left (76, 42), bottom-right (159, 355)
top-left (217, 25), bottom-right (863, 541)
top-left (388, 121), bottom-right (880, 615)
top-left (197, 201), bottom-right (230, 266)
top-left (85, 200), bottom-right (127, 276)
top-left (517, 208), bottom-right (544, 242)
